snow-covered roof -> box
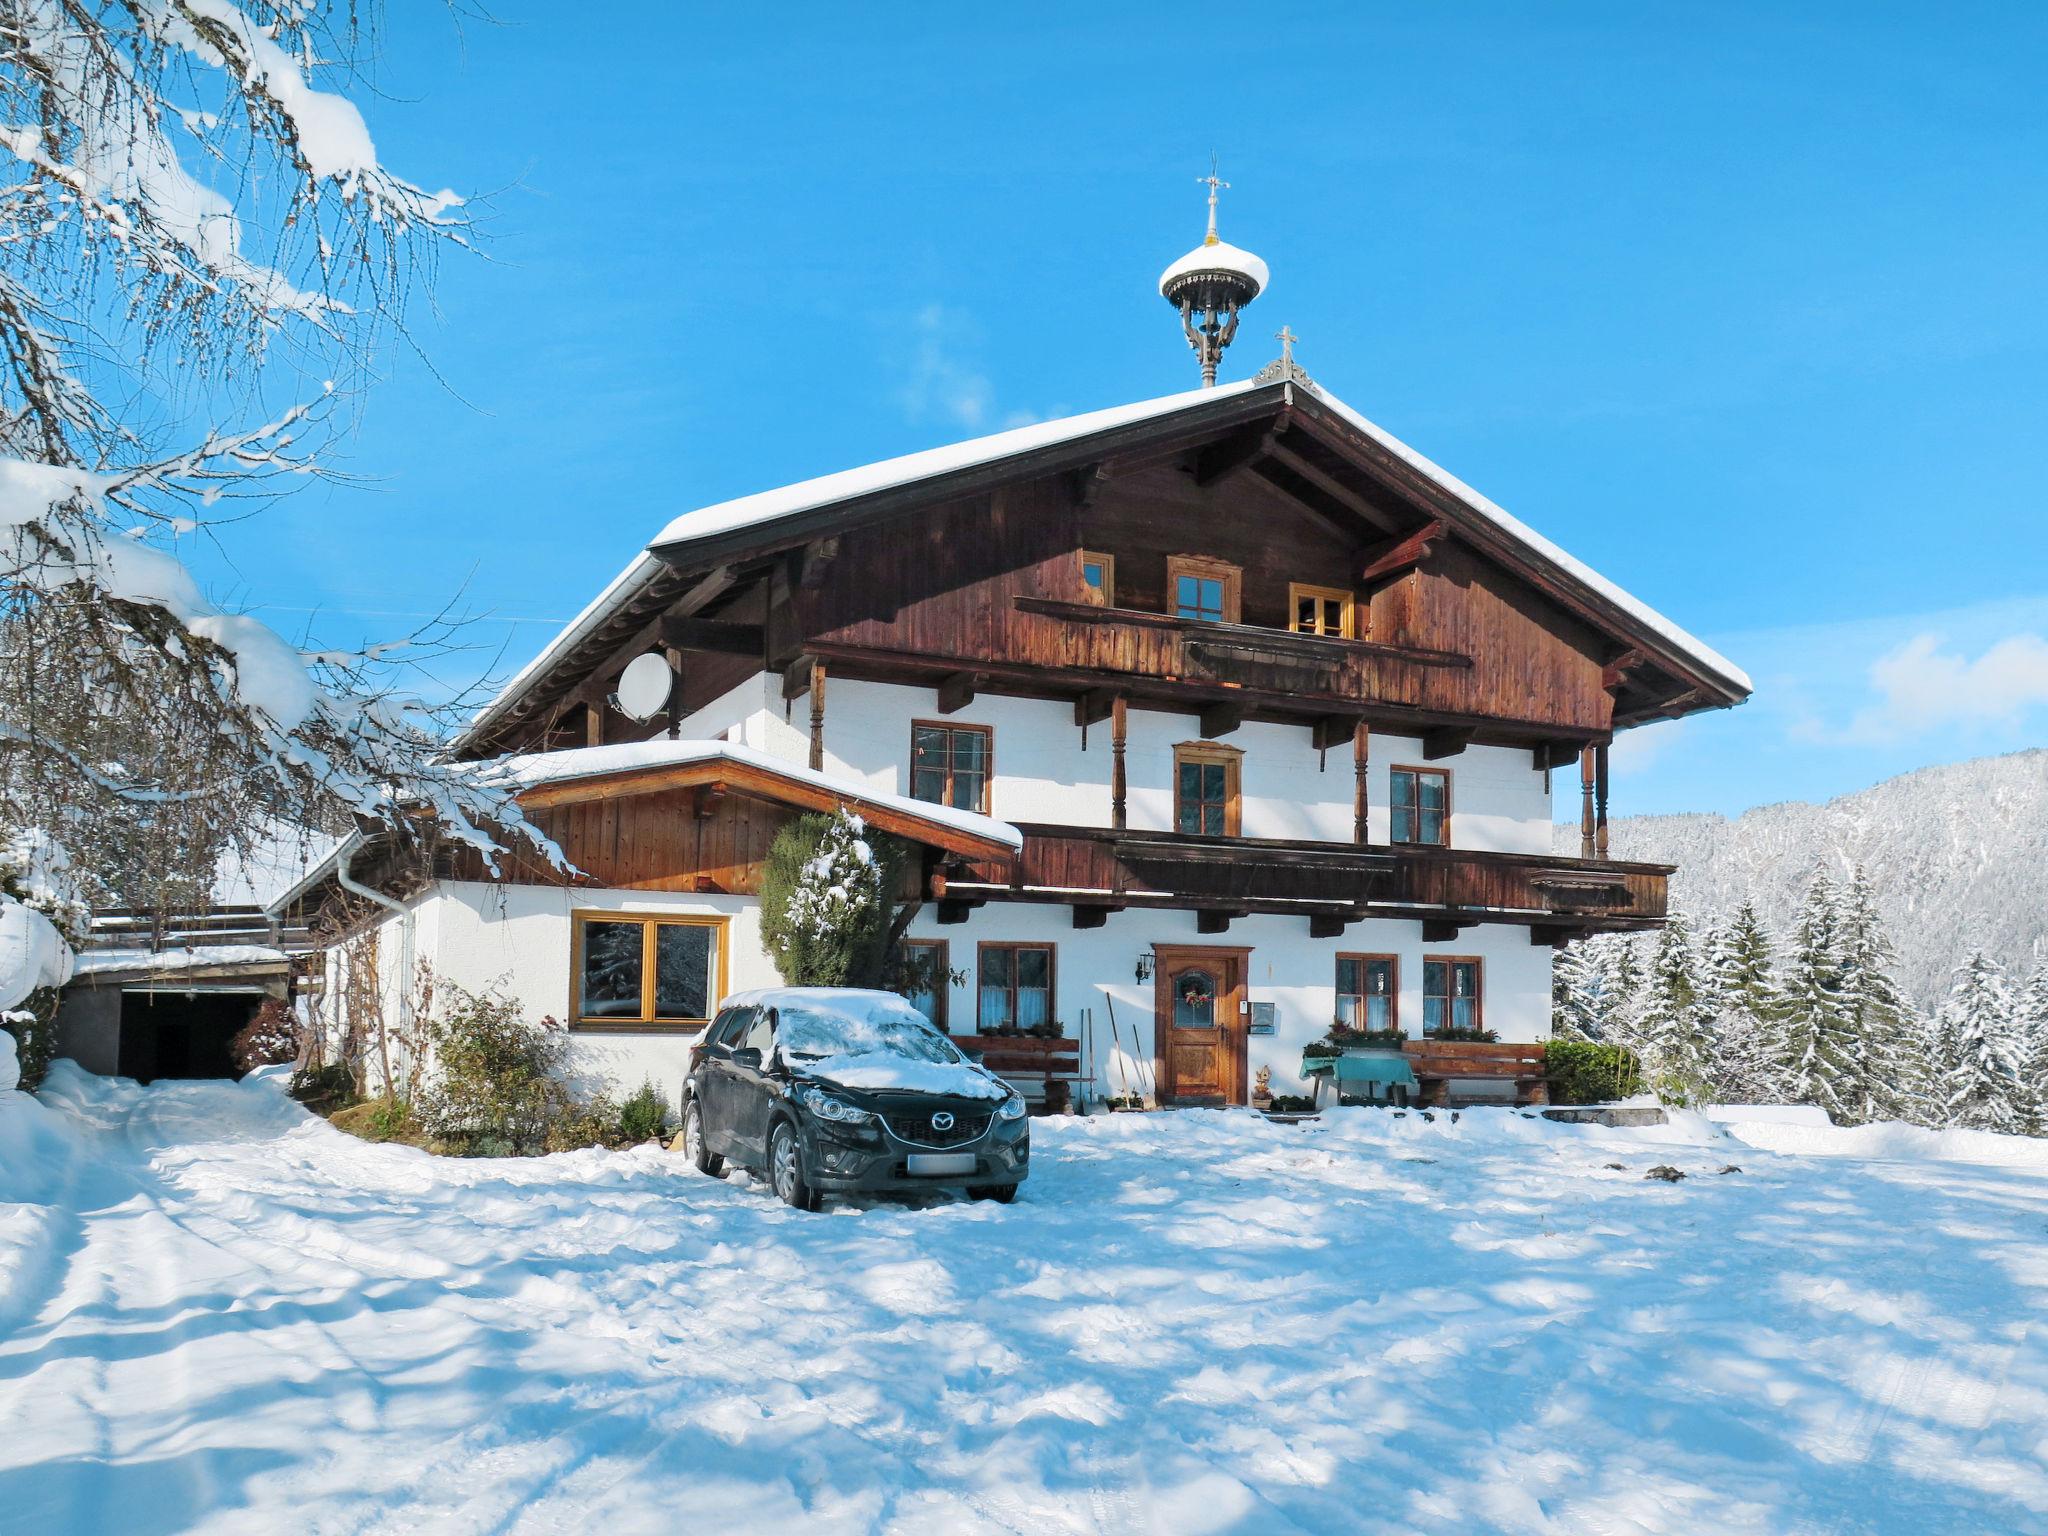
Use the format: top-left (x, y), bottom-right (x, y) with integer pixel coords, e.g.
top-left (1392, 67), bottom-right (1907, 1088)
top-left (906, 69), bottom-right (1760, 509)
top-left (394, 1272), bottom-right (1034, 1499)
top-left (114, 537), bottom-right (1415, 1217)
top-left (1305, 390), bottom-right (1752, 696)
top-left (497, 737), bottom-right (1025, 852)
top-left (1158, 238), bottom-right (1269, 298)
top-left (72, 944), bottom-right (289, 980)
top-left (454, 380), bottom-right (1269, 750)
top-left (459, 372), bottom-right (1748, 747)
top-left (212, 824), bottom-right (344, 909)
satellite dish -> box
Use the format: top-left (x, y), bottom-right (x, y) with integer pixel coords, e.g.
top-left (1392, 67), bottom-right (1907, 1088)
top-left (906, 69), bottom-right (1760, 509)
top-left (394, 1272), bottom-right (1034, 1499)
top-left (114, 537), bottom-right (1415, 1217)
top-left (614, 652), bottom-right (674, 722)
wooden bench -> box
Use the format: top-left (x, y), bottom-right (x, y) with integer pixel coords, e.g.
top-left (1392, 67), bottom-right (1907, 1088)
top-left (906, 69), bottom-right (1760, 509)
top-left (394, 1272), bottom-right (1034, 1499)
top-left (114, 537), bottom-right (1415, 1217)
top-left (950, 1034), bottom-right (1085, 1109)
top-left (1404, 1041), bottom-right (1549, 1108)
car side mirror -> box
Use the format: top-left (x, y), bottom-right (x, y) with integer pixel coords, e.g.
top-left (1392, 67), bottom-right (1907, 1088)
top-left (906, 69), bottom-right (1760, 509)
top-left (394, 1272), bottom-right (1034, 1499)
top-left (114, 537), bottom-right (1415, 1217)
top-left (731, 1047), bottom-right (762, 1070)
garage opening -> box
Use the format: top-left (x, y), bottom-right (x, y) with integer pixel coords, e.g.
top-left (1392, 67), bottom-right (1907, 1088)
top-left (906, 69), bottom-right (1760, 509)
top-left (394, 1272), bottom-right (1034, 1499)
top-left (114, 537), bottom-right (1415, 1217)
top-left (117, 990), bottom-right (262, 1083)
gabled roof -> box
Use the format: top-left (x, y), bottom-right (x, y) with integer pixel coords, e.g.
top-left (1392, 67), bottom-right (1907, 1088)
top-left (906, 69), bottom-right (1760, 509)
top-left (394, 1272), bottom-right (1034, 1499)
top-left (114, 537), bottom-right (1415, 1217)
top-left (456, 374), bottom-right (1747, 752)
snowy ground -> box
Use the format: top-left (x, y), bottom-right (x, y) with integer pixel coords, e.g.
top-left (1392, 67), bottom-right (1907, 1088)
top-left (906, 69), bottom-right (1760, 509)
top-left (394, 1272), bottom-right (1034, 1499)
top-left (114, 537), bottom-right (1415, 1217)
top-left (4, 1069), bottom-right (2047, 1535)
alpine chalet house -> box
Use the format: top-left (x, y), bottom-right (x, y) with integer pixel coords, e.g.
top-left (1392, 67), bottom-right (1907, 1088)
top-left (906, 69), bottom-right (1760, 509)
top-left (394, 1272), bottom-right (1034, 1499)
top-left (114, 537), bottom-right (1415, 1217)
top-left (280, 197), bottom-right (1748, 1109)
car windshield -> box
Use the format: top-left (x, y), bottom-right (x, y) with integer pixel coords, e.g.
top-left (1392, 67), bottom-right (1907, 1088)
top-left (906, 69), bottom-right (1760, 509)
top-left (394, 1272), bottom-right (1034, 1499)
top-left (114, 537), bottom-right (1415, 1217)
top-left (776, 996), bottom-right (963, 1065)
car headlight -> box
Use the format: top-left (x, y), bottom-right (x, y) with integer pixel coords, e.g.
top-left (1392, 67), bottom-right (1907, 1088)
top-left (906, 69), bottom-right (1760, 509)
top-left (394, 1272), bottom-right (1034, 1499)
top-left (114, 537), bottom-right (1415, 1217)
top-left (997, 1092), bottom-right (1026, 1121)
top-left (799, 1086), bottom-right (873, 1125)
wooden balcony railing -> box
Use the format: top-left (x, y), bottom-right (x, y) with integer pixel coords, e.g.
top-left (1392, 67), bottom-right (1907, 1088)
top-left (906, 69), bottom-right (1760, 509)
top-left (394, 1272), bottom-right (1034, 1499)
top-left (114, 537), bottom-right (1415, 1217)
top-left (1009, 596), bottom-right (1472, 714)
top-left (934, 823), bottom-right (1671, 934)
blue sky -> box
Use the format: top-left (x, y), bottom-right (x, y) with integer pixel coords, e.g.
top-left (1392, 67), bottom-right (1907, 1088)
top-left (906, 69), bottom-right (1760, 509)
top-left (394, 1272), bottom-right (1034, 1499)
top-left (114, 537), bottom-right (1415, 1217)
top-left (189, 1), bottom-right (2048, 818)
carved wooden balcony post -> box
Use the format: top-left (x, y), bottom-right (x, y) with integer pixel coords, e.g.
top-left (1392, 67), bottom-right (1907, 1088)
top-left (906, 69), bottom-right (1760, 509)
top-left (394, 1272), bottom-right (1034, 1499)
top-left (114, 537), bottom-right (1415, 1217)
top-left (1595, 742), bottom-right (1611, 860)
top-left (1353, 721), bottom-right (1370, 845)
top-left (1111, 694), bottom-right (1128, 831)
top-left (1579, 745), bottom-right (1597, 860)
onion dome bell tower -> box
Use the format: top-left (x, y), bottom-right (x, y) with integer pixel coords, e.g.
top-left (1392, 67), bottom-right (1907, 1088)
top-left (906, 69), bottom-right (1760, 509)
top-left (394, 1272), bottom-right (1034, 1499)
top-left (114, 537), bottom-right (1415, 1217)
top-left (1158, 167), bottom-right (1268, 387)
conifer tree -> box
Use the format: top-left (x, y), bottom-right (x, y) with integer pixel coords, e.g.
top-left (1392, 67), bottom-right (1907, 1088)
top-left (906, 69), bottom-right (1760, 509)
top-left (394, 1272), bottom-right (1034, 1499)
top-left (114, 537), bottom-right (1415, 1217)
top-left (1637, 914), bottom-right (1715, 1104)
top-left (1775, 870), bottom-right (1859, 1122)
top-left (1601, 935), bottom-right (1649, 1053)
top-left (1836, 867), bottom-right (1916, 1123)
top-left (1551, 940), bottom-right (1606, 1042)
top-left (2010, 966), bottom-right (2048, 1137)
top-left (1934, 952), bottom-right (2022, 1133)
top-left (1707, 900), bottom-right (1783, 1102)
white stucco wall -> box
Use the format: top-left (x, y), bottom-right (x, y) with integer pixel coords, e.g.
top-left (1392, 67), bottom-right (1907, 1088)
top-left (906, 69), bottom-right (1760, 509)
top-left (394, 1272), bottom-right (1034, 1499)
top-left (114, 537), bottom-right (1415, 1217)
top-left (900, 903), bottom-right (1554, 1099)
top-left (422, 677), bottom-right (1561, 1110)
top-left (700, 674), bottom-right (1554, 851)
top-left (416, 880), bottom-right (778, 1110)
top-left (396, 877), bottom-right (1554, 1110)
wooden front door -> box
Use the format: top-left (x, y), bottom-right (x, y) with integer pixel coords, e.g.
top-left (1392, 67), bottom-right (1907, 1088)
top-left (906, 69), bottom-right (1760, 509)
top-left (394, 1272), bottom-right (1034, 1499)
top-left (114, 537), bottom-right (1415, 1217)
top-left (1153, 946), bottom-right (1249, 1105)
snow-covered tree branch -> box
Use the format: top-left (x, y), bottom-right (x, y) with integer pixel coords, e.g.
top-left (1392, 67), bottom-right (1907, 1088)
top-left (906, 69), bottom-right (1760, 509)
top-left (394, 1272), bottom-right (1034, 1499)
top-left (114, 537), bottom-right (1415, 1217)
top-left (0, 3), bottom-right (538, 980)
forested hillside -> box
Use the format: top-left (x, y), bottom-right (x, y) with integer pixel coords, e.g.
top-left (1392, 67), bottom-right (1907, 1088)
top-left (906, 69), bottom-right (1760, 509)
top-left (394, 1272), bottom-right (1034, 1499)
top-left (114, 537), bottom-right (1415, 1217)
top-left (1557, 750), bottom-right (2048, 1007)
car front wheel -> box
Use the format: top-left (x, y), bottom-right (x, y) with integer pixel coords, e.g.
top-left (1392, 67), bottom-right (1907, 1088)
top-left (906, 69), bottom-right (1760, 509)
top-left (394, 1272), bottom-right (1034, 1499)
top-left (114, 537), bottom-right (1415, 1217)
top-left (769, 1120), bottom-right (820, 1212)
top-left (682, 1099), bottom-right (723, 1178)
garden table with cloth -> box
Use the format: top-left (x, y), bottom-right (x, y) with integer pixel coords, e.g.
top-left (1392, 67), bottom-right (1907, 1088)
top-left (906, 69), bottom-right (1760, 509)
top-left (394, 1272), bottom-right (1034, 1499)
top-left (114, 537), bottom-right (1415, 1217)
top-left (1299, 1052), bottom-right (1418, 1107)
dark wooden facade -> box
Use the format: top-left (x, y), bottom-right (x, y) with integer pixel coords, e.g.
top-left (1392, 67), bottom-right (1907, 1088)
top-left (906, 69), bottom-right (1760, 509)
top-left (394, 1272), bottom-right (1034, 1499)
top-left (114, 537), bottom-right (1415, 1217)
top-left (436, 379), bottom-right (1737, 946)
top-left (463, 383), bottom-right (1741, 762)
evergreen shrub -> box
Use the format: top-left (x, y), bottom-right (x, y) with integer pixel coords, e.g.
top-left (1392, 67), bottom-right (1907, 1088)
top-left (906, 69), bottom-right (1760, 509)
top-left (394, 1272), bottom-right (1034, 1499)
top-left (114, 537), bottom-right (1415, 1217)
top-left (1545, 1040), bottom-right (1643, 1105)
top-left (617, 1079), bottom-right (669, 1143)
top-left (759, 811), bottom-right (903, 987)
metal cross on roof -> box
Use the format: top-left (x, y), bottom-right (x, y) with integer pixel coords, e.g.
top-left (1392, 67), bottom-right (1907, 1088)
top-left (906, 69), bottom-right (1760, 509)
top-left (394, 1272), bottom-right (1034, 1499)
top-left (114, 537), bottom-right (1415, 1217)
top-left (1198, 155), bottom-right (1228, 242)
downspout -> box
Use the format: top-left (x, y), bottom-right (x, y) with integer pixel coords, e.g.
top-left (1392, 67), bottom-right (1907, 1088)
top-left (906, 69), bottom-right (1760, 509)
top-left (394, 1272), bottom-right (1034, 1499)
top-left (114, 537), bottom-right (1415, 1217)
top-left (336, 837), bottom-right (413, 1100)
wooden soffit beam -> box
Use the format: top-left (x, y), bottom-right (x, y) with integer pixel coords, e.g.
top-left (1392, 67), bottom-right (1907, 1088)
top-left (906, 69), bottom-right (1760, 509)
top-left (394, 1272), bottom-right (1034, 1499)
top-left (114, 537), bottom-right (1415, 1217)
top-left (1193, 411), bottom-right (1291, 487)
top-left (1358, 518), bottom-right (1447, 589)
top-left (659, 616), bottom-right (765, 656)
top-left (1262, 439), bottom-right (1400, 534)
top-left (1422, 727), bottom-right (1474, 761)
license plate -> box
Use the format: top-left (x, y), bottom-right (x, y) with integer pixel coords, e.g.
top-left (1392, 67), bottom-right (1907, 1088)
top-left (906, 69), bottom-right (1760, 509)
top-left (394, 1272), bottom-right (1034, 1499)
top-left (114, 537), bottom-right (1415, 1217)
top-left (905, 1152), bottom-right (976, 1177)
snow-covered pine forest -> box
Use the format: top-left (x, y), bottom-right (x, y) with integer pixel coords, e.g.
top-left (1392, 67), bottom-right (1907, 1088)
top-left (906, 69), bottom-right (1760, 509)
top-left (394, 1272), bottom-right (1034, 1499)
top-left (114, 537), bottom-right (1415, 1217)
top-left (1560, 749), bottom-right (2048, 1006)
top-left (1555, 864), bottom-right (2048, 1135)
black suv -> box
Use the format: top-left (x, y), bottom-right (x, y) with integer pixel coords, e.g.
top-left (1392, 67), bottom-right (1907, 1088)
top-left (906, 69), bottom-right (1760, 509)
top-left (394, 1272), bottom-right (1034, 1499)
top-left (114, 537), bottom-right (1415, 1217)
top-left (680, 987), bottom-right (1029, 1210)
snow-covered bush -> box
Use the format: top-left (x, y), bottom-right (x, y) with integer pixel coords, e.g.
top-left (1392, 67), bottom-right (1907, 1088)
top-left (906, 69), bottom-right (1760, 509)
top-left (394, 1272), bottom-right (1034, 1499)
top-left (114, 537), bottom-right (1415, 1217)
top-left (0, 832), bottom-right (81, 1091)
top-left (759, 811), bottom-right (907, 988)
top-left (416, 988), bottom-right (574, 1157)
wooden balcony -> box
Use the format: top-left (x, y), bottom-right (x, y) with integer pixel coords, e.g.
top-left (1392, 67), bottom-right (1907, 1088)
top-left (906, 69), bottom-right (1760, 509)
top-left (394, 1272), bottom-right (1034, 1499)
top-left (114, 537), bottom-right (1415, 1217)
top-left (931, 823), bottom-right (1671, 939)
top-left (1008, 597), bottom-right (1473, 708)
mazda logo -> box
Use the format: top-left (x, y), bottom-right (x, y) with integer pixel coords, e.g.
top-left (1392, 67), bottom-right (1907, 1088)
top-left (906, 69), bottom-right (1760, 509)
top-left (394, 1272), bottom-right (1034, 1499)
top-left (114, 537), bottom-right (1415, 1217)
top-left (931, 1111), bottom-right (955, 1131)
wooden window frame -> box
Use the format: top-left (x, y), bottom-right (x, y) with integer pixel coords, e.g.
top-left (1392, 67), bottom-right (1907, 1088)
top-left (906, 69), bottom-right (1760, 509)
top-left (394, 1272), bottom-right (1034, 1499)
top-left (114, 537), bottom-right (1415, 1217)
top-left (569, 910), bottom-right (730, 1032)
top-left (1288, 581), bottom-right (1356, 638)
top-left (976, 941), bottom-right (1057, 1033)
top-left (1078, 549), bottom-right (1116, 607)
top-left (898, 937), bottom-right (951, 1030)
top-left (1336, 952), bottom-right (1399, 1033)
top-left (1421, 955), bottom-right (1483, 1039)
top-left (1174, 740), bottom-right (1243, 838)
top-left (1166, 554), bottom-right (1242, 625)
top-left (909, 719), bottom-right (994, 816)
top-left (1390, 764), bottom-right (1452, 847)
